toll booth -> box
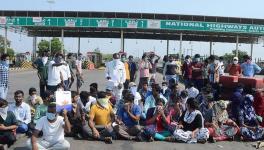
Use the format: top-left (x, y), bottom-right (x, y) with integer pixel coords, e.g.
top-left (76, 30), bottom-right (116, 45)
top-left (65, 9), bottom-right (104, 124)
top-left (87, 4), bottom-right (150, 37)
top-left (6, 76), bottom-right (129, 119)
top-left (86, 52), bottom-right (102, 68)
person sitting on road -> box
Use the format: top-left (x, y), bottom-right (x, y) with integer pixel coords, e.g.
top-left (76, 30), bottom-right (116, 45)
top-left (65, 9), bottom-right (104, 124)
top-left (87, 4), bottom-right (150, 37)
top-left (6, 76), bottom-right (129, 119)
top-left (88, 91), bottom-right (116, 144)
top-left (239, 94), bottom-right (264, 141)
top-left (161, 82), bottom-right (171, 100)
top-left (144, 98), bottom-right (172, 142)
top-left (27, 103), bottom-right (71, 150)
top-left (0, 99), bottom-right (18, 148)
top-left (8, 90), bottom-right (31, 134)
top-left (33, 90), bottom-right (53, 124)
top-left (206, 100), bottom-right (239, 142)
top-left (114, 93), bottom-right (143, 141)
top-left (26, 87), bottom-right (43, 118)
top-left (186, 82), bottom-right (199, 98)
top-left (173, 97), bottom-right (209, 144)
top-left (143, 84), bottom-right (168, 120)
top-left (138, 81), bottom-right (151, 103)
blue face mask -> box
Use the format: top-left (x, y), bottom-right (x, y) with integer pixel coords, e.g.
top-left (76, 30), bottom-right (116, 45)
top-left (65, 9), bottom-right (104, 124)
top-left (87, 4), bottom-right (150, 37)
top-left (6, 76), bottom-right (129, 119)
top-left (46, 112), bottom-right (56, 121)
top-left (2, 60), bottom-right (9, 67)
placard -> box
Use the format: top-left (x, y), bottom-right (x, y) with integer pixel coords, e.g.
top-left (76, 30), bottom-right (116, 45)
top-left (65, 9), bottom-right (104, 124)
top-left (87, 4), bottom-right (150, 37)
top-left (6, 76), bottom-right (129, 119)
top-left (55, 91), bottom-right (72, 112)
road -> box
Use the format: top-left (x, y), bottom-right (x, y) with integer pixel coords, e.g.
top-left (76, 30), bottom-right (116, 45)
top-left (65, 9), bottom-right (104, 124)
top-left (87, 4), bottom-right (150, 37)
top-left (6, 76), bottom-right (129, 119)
top-left (7, 69), bottom-right (256, 150)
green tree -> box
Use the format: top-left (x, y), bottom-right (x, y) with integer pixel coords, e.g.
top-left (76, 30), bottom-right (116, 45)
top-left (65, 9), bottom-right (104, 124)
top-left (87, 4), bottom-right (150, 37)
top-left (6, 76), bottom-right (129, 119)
top-left (223, 50), bottom-right (248, 63)
top-left (38, 38), bottom-right (64, 55)
top-left (0, 35), bottom-right (15, 57)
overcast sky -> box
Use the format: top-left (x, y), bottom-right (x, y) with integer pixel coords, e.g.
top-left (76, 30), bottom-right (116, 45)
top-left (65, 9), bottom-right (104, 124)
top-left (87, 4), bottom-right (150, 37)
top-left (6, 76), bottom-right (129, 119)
top-left (0, 0), bottom-right (264, 60)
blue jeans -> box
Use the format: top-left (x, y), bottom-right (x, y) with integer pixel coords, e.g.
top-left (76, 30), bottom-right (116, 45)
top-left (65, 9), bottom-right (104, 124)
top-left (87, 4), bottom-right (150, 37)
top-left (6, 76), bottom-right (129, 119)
top-left (64, 80), bottom-right (69, 91)
top-left (16, 123), bottom-right (28, 134)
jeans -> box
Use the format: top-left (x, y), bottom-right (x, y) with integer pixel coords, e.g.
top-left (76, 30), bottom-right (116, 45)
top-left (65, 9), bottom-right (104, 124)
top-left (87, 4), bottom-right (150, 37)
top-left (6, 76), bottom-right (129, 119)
top-left (16, 123), bottom-right (28, 134)
top-left (39, 81), bottom-right (47, 98)
top-left (27, 139), bottom-right (70, 150)
top-left (63, 80), bottom-right (69, 91)
top-left (47, 85), bottom-right (58, 94)
top-left (0, 86), bottom-right (8, 100)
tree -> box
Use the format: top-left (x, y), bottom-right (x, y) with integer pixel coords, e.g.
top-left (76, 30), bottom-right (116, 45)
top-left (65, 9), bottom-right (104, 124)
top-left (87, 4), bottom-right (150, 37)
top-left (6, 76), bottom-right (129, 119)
top-left (0, 35), bottom-right (15, 57)
top-left (223, 50), bottom-right (248, 63)
top-left (38, 37), bottom-right (64, 55)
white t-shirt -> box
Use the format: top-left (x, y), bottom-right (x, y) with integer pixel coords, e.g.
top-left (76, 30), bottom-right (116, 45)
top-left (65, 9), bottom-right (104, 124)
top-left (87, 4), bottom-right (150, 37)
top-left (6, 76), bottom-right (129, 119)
top-left (187, 87), bottom-right (199, 98)
top-left (47, 61), bottom-right (62, 86)
top-left (60, 61), bottom-right (71, 81)
top-left (35, 116), bottom-right (65, 143)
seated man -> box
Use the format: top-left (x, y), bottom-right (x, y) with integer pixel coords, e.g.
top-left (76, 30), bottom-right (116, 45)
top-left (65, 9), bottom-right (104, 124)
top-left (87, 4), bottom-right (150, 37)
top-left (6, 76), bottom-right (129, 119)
top-left (88, 91), bottom-right (115, 143)
top-left (114, 93), bottom-right (142, 141)
top-left (27, 103), bottom-right (71, 150)
top-left (161, 82), bottom-right (171, 100)
top-left (8, 90), bottom-right (31, 134)
top-left (138, 82), bottom-right (151, 102)
top-left (33, 90), bottom-right (53, 124)
top-left (0, 99), bottom-right (17, 148)
top-left (26, 87), bottom-right (43, 118)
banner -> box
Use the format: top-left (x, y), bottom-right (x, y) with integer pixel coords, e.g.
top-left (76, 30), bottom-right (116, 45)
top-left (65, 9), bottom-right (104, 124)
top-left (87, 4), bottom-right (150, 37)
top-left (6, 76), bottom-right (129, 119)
top-left (55, 91), bottom-right (72, 112)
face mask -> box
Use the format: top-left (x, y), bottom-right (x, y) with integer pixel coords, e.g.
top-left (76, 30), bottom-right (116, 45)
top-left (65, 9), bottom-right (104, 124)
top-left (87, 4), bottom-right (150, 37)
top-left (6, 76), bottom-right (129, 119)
top-left (42, 57), bottom-right (48, 64)
top-left (0, 106), bottom-right (8, 120)
top-left (233, 60), bottom-right (238, 64)
top-left (121, 58), bottom-right (126, 62)
top-left (46, 112), bottom-right (56, 121)
top-left (130, 86), bottom-right (137, 95)
top-left (162, 85), bottom-right (167, 91)
top-left (97, 98), bottom-right (109, 109)
top-left (30, 95), bottom-right (37, 105)
top-left (2, 60), bottom-right (9, 67)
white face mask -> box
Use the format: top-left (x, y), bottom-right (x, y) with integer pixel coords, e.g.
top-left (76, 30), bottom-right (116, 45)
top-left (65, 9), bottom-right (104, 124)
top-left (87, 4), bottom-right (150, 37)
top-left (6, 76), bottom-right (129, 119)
top-left (233, 60), bottom-right (238, 64)
top-left (42, 57), bottom-right (48, 65)
top-left (162, 86), bottom-right (167, 92)
top-left (0, 106), bottom-right (8, 120)
top-left (30, 95), bottom-right (37, 105)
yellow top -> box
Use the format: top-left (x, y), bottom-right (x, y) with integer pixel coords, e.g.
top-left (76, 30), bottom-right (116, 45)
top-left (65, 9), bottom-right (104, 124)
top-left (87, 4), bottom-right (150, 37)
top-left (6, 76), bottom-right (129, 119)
top-left (124, 62), bottom-right (130, 80)
top-left (89, 103), bottom-right (113, 126)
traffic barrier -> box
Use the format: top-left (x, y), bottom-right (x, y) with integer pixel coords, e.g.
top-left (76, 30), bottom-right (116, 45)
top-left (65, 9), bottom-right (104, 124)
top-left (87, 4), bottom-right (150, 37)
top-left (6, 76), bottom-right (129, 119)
top-left (87, 63), bottom-right (95, 70)
top-left (219, 75), bottom-right (238, 88)
top-left (21, 61), bottom-right (33, 69)
top-left (238, 77), bottom-right (264, 89)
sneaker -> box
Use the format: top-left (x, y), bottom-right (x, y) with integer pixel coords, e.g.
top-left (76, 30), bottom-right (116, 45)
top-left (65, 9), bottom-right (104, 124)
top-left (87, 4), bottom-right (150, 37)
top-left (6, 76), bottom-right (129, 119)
top-left (0, 144), bottom-right (8, 150)
top-left (104, 137), bottom-right (113, 144)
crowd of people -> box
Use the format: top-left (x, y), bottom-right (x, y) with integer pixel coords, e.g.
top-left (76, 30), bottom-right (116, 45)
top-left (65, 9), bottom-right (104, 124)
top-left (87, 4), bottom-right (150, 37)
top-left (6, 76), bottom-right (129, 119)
top-left (0, 51), bottom-right (264, 150)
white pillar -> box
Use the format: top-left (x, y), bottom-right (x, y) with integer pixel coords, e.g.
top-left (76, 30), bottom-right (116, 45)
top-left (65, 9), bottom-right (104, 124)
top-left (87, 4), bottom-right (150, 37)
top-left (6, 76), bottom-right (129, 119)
top-left (179, 33), bottom-right (183, 59)
top-left (78, 37), bottom-right (81, 55)
top-left (236, 35), bottom-right (239, 57)
top-left (209, 41), bottom-right (213, 55)
top-left (61, 29), bottom-right (64, 54)
top-left (121, 30), bottom-right (124, 52)
top-left (4, 26), bottom-right (7, 54)
top-left (250, 42), bottom-right (254, 58)
top-left (166, 40), bottom-right (169, 56)
top-left (33, 36), bottom-right (37, 59)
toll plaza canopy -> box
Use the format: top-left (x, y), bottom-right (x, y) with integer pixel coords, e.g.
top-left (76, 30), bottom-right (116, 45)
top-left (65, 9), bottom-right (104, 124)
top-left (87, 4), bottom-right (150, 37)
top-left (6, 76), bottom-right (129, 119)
top-left (1, 10), bottom-right (264, 43)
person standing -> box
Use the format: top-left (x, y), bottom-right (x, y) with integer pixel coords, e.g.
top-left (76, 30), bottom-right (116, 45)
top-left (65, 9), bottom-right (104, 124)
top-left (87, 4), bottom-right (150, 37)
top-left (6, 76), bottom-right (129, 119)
top-left (47, 53), bottom-right (66, 93)
top-left (163, 55), bottom-right (181, 84)
top-left (121, 54), bottom-right (130, 89)
top-left (33, 51), bottom-right (50, 98)
top-left (182, 55), bottom-right (192, 87)
top-left (0, 54), bottom-right (9, 100)
top-left (128, 55), bottom-right (138, 82)
top-left (138, 54), bottom-right (152, 90)
top-left (105, 53), bottom-right (126, 103)
top-left (191, 54), bottom-right (204, 91)
top-left (76, 53), bottom-right (84, 94)
top-left (61, 58), bottom-right (71, 91)
top-left (227, 57), bottom-right (242, 76)
top-left (66, 53), bottom-right (75, 89)
top-left (241, 55), bottom-right (261, 77)
top-left (148, 52), bottom-right (160, 81)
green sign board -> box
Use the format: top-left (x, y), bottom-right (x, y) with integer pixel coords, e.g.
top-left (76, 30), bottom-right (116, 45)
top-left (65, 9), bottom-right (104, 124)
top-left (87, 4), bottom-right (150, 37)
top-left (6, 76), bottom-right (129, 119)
top-left (1, 16), bottom-right (264, 35)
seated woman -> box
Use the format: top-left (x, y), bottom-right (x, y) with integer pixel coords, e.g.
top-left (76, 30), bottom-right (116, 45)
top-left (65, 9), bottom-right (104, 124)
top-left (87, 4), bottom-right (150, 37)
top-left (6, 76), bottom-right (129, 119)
top-left (144, 98), bottom-right (172, 142)
top-left (173, 97), bottom-right (209, 143)
top-left (239, 94), bottom-right (264, 141)
top-left (203, 100), bottom-right (239, 142)
top-left (0, 99), bottom-right (18, 148)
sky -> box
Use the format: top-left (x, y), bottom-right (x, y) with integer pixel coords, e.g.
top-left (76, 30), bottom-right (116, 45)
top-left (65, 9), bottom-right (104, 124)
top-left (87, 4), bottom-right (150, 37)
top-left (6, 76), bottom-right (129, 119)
top-left (0, 0), bottom-right (264, 60)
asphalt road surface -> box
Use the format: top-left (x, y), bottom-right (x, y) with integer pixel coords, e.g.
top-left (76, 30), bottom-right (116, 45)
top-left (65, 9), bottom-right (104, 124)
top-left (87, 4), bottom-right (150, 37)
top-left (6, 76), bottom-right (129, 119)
top-left (7, 69), bottom-right (257, 150)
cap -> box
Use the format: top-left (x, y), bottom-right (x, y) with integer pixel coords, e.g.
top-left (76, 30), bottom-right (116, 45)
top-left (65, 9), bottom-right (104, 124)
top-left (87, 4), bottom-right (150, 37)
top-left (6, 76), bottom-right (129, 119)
top-left (129, 82), bottom-right (137, 88)
top-left (233, 57), bottom-right (238, 60)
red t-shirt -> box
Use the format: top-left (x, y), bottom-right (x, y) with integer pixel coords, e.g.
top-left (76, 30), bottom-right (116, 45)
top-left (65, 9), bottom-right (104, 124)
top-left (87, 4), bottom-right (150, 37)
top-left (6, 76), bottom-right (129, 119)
top-left (191, 62), bottom-right (203, 80)
top-left (182, 62), bottom-right (192, 79)
top-left (228, 64), bottom-right (241, 76)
